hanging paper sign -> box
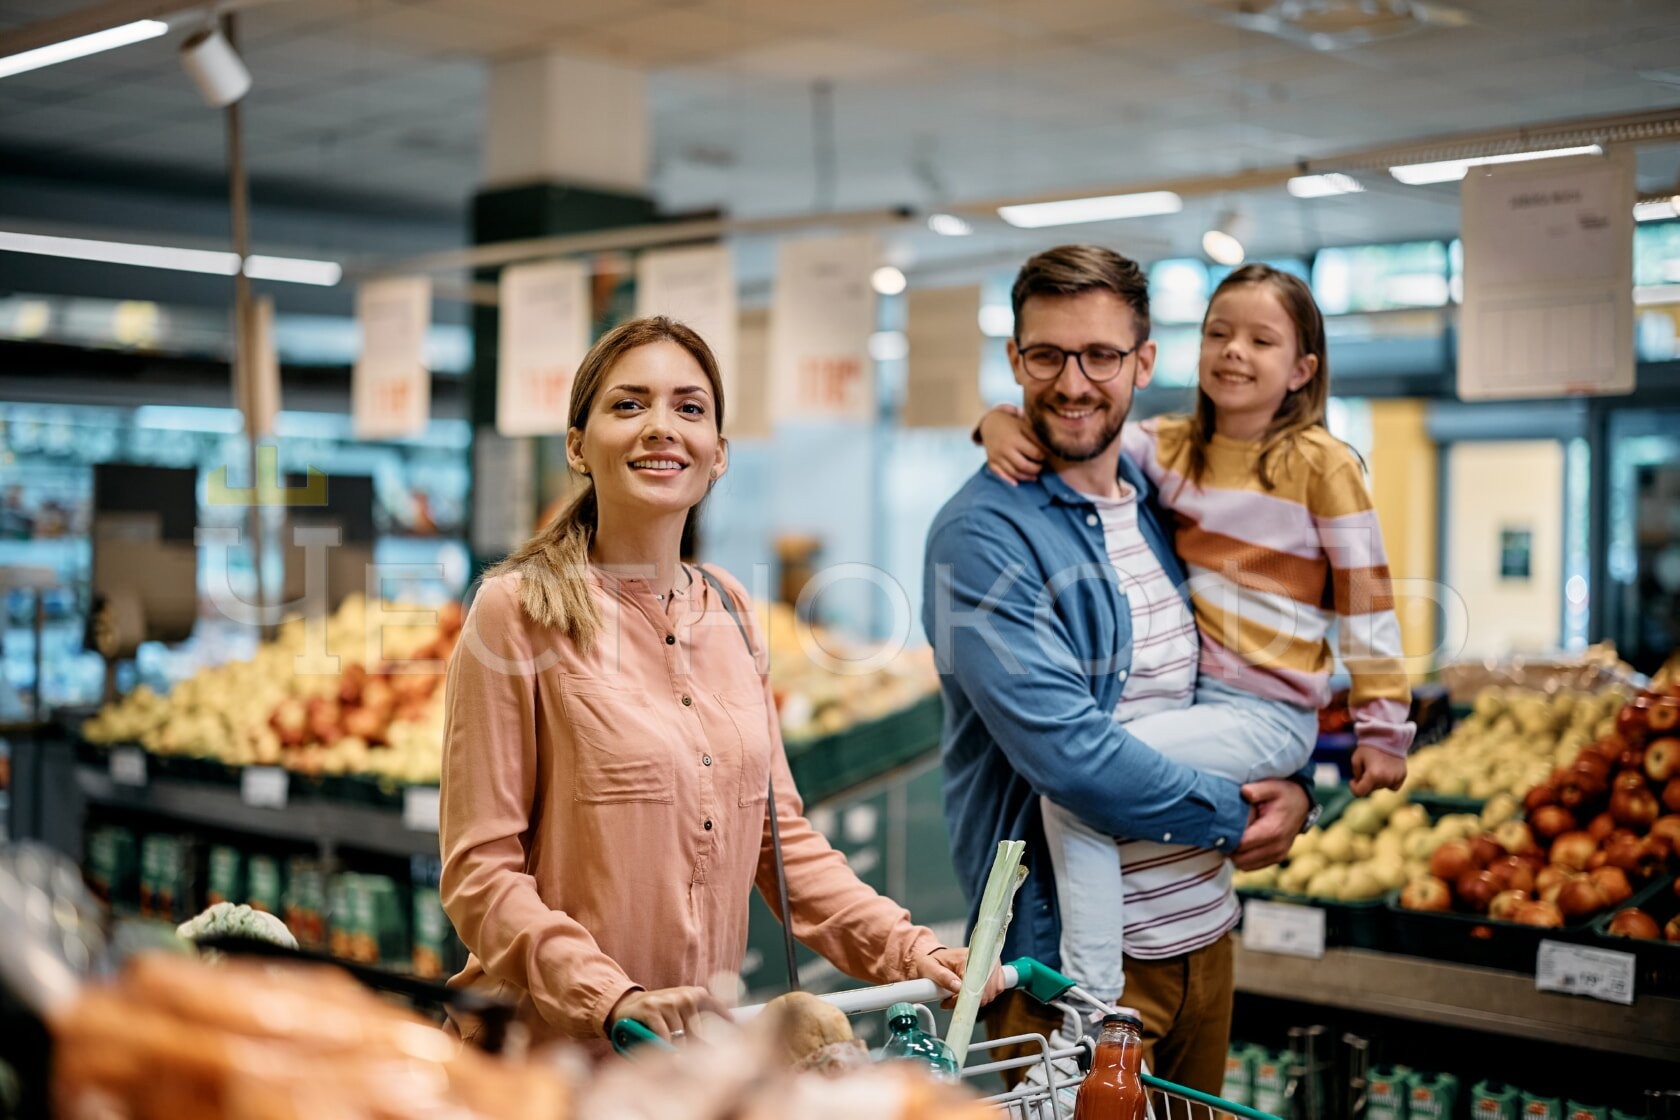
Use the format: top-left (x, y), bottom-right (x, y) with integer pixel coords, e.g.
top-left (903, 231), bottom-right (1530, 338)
top-left (904, 285), bottom-right (984, 428)
top-left (769, 234), bottom-right (877, 424)
top-left (352, 276), bottom-right (431, 439)
top-left (1459, 151), bottom-right (1635, 400)
top-left (732, 307), bottom-right (772, 440)
top-left (498, 258), bottom-right (589, 437)
top-left (637, 244), bottom-right (737, 411)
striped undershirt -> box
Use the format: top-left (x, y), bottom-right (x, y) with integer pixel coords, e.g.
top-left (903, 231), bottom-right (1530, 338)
top-left (1084, 485), bottom-right (1239, 959)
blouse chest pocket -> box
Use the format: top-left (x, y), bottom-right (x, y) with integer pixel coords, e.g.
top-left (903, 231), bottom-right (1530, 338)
top-left (715, 686), bottom-right (773, 808)
top-left (562, 685), bottom-right (675, 804)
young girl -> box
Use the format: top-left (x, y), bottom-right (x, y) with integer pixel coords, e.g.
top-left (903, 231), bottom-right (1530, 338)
top-left (977, 263), bottom-right (1412, 1000)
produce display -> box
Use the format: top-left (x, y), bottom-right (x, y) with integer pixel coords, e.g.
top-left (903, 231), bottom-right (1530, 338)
top-left (79, 596), bottom-right (941, 786)
top-left (758, 601), bottom-right (938, 742)
top-left (81, 595), bottom-right (457, 784)
top-left (1234, 789), bottom-right (1495, 901)
top-left (1397, 685), bottom-right (1680, 930)
top-left (1406, 686), bottom-right (1628, 802)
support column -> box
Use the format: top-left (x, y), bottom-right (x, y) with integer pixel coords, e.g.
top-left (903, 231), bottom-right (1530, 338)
top-left (467, 53), bottom-right (658, 572)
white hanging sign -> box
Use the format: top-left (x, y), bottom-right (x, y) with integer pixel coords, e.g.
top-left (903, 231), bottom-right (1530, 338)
top-left (352, 276), bottom-right (432, 439)
top-left (498, 258), bottom-right (590, 437)
top-left (1458, 151), bottom-right (1635, 400)
top-left (637, 244), bottom-right (737, 413)
top-left (769, 234), bottom-right (877, 424)
top-left (904, 285), bottom-right (984, 429)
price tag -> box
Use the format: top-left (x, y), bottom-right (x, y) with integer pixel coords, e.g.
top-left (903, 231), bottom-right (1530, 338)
top-left (240, 766), bottom-right (289, 810)
top-left (1535, 940), bottom-right (1636, 1005)
top-left (1242, 899), bottom-right (1327, 959)
top-left (109, 747), bottom-right (147, 787)
top-left (403, 786), bottom-right (441, 832)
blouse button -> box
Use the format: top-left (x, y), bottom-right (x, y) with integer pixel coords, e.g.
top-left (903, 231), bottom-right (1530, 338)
top-left (703, 819), bottom-right (713, 831)
top-left (703, 755), bottom-right (712, 766)
top-left (1086, 513), bottom-right (1099, 527)
top-left (666, 635), bottom-right (676, 645)
top-left (681, 694), bottom-right (693, 707)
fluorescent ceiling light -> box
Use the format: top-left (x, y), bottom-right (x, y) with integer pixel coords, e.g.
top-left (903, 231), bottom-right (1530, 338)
top-left (1634, 199), bottom-right (1678, 222)
top-left (927, 213), bottom-right (973, 237)
top-left (871, 265), bottom-right (907, 296)
top-left (0, 20), bottom-right (168, 80)
top-left (0, 230), bottom-right (341, 286)
top-left (997, 190), bottom-right (1182, 229)
top-left (1287, 173), bottom-right (1364, 198)
top-left (245, 255), bottom-right (343, 286)
top-left (978, 305), bottom-right (1013, 338)
top-left (1389, 145), bottom-right (1603, 185)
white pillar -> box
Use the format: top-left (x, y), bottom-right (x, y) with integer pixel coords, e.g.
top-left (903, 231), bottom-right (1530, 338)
top-left (483, 52), bottom-right (650, 193)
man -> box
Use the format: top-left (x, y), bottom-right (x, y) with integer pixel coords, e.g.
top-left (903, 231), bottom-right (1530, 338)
top-left (921, 245), bottom-right (1312, 1092)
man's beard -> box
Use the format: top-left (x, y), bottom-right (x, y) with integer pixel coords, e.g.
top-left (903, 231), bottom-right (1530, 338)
top-left (1026, 396), bottom-right (1127, 463)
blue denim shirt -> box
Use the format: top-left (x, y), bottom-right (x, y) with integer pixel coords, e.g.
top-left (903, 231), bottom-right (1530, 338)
top-left (922, 460), bottom-right (1250, 969)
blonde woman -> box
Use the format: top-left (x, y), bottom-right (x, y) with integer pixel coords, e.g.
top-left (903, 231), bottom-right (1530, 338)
top-left (440, 316), bottom-right (990, 1049)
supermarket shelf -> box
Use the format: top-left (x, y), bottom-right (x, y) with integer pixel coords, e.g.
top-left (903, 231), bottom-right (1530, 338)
top-left (76, 764), bottom-right (439, 859)
top-left (1233, 936), bottom-right (1680, 1062)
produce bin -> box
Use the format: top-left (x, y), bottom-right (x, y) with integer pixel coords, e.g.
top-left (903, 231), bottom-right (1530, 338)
top-left (1387, 875), bottom-right (1675, 973)
top-left (1235, 786), bottom-right (1392, 950)
top-left (1587, 878), bottom-right (1680, 997)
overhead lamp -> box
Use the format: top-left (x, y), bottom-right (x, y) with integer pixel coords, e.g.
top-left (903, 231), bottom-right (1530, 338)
top-left (997, 190), bottom-right (1182, 229)
top-left (1287, 173), bottom-right (1364, 198)
top-left (1389, 144), bottom-right (1603, 185)
top-left (868, 330), bottom-right (909, 362)
top-left (871, 265), bottom-right (907, 295)
top-left (0, 230), bottom-right (342, 286)
top-left (179, 24), bottom-right (251, 107)
top-left (977, 305), bottom-right (1014, 338)
top-left (1201, 209), bottom-right (1248, 266)
top-left (927, 213), bottom-right (973, 237)
top-left (0, 19), bottom-right (168, 80)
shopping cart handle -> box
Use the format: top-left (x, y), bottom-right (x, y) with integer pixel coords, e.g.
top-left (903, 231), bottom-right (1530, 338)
top-left (610, 1017), bottom-right (675, 1055)
top-left (1002, 957), bottom-right (1076, 1005)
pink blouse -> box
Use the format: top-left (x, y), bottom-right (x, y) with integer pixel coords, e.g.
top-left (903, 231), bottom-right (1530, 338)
top-left (439, 565), bottom-right (940, 1045)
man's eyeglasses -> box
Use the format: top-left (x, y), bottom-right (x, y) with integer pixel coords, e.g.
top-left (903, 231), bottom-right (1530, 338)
top-left (1015, 342), bottom-right (1136, 382)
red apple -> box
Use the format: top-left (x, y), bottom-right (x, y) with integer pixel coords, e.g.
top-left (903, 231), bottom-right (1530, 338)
top-left (1611, 786), bottom-right (1661, 829)
top-left (1524, 783), bottom-right (1560, 813)
top-left (1664, 778), bottom-right (1680, 814)
top-left (1646, 737), bottom-right (1680, 783)
top-left (1536, 865), bottom-right (1580, 895)
top-left (1430, 840), bottom-right (1477, 883)
top-left (1555, 877), bottom-right (1608, 921)
top-left (1549, 831), bottom-right (1599, 872)
top-left (1617, 704), bottom-right (1649, 746)
top-left (1400, 876), bottom-right (1453, 912)
top-left (1614, 770), bottom-right (1650, 794)
top-left (437, 600), bottom-right (464, 636)
top-left (1530, 805), bottom-right (1577, 842)
top-left (1649, 701), bottom-right (1680, 734)
top-left (1588, 866), bottom-right (1634, 906)
top-left (1619, 747), bottom-right (1647, 773)
top-left (1606, 908), bottom-right (1662, 939)
top-left (1511, 900), bottom-right (1565, 928)
top-left (1650, 815), bottom-right (1680, 851)
top-left (1586, 812), bottom-right (1618, 843)
top-left (1560, 760), bottom-right (1610, 811)
top-left (1469, 835), bottom-right (1507, 869)
top-left (1489, 856), bottom-right (1537, 895)
top-left (1665, 915), bottom-right (1680, 942)
top-left (341, 706), bottom-right (389, 745)
top-left (1488, 889), bottom-right (1528, 922)
top-left (1456, 869), bottom-right (1503, 913)
top-left (269, 698), bottom-right (309, 747)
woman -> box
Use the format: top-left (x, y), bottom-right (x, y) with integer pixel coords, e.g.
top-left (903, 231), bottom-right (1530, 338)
top-left (440, 316), bottom-right (983, 1047)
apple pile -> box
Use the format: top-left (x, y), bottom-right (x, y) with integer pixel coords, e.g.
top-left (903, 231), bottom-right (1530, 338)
top-left (1601, 880), bottom-right (1680, 942)
top-left (1407, 686), bottom-right (1627, 802)
top-left (1401, 687), bottom-right (1680, 927)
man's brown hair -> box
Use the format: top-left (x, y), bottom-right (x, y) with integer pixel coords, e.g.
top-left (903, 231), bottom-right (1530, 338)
top-left (1010, 244), bottom-right (1151, 342)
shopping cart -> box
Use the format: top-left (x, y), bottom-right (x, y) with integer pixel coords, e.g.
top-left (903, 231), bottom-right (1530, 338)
top-left (611, 957), bottom-right (1283, 1120)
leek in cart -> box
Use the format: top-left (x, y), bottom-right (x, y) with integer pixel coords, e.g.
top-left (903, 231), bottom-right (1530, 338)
top-left (944, 838), bottom-right (1026, 1066)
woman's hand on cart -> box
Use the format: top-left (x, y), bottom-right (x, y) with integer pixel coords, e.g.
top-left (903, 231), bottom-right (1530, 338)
top-left (607, 985), bottom-right (733, 1041)
top-left (914, 947), bottom-right (1009, 1008)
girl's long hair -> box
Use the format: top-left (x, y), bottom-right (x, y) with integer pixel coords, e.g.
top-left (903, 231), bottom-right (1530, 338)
top-left (486, 315), bottom-right (725, 649)
top-left (1183, 264), bottom-right (1330, 491)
